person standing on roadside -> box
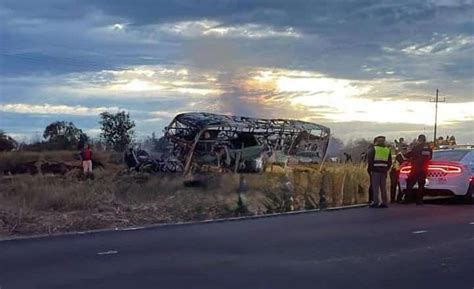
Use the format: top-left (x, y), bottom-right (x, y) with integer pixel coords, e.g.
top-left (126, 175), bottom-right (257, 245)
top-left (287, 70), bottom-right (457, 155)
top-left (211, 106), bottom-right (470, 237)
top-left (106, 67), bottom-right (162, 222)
top-left (365, 140), bottom-right (375, 203)
top-left (394, 137), bottom-right (406, 151)
top-left (367, 136), bottom-right (392, 208)
top-left (81, 144), bottom-right (93, 178)
top-left (390, 144), bottom-right (408, 203)
top-left (344, 152), bottom-right (352, 163)
top-left (406, 134), bottom-right (432, 205)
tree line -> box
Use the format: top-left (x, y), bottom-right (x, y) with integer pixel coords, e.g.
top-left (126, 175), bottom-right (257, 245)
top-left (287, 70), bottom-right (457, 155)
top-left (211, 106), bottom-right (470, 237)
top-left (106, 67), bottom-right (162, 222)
top-left (0, 111), bottom-right (136, 152)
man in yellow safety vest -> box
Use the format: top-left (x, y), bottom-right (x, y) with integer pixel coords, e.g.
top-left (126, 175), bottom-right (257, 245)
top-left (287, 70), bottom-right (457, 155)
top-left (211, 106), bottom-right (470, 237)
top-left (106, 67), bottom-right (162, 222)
top-left (367, 136), bottom-right (392, 208)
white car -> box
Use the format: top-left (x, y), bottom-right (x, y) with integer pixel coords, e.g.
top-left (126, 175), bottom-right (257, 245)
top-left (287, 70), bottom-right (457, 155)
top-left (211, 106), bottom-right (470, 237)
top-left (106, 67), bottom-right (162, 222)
top-left (399, 148), bottom-right (473, 203)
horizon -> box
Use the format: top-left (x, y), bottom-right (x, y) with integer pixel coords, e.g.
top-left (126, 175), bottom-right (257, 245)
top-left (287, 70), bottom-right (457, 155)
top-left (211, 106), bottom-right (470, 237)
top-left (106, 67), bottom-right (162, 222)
top-left (6, 110), bottom-right (467, 147)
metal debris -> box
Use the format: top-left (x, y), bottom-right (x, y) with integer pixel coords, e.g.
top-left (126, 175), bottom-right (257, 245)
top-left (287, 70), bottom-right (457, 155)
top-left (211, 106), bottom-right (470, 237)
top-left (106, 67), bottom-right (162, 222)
top-left (127, 112), bottom-right (330, 174)
top-left (164, 112), bottom-right (330, 174)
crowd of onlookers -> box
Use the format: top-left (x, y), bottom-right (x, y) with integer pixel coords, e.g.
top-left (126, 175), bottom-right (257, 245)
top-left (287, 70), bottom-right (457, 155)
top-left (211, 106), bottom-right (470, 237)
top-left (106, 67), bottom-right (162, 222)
top-left (391, 135), bottom-right (456, 154)
top-left (353, 135), bottom-right (457, 164)
top-left (435, 135), bottom-right (457, 146)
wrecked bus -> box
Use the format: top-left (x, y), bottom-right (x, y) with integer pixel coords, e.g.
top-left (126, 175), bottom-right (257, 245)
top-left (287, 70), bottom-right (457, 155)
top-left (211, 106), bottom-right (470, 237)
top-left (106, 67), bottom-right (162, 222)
top-left (162, 112), bottom-right (330, 174)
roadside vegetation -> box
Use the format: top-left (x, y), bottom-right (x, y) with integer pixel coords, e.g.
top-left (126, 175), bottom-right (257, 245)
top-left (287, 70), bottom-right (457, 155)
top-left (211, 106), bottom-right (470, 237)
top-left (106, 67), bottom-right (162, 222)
top-left (0, 150), bottom-right (370, 237)
top-left (1, 112), bottom-right (373, 237)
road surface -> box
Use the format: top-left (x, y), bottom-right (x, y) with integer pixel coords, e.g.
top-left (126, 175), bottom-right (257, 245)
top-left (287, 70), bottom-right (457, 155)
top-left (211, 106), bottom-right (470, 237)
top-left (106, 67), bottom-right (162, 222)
top-left (0, 203), bottom-right (473, 289)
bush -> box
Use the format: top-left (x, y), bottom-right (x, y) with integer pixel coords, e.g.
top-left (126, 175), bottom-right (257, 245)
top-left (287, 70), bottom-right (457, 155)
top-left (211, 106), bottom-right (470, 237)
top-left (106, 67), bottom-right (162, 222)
top-left (0, 131), bottom-right (17, 152)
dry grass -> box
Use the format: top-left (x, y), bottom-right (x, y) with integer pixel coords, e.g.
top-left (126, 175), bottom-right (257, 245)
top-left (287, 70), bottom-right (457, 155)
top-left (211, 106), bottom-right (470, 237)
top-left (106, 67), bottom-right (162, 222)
top-left (0, 170), bottom-right (239, 236)
top-left (0, 150), bottom-right (122, 170)
top-left (244, 162), bottom-right (370, 213)
top-left (0, 151), bottom-right (372, 237)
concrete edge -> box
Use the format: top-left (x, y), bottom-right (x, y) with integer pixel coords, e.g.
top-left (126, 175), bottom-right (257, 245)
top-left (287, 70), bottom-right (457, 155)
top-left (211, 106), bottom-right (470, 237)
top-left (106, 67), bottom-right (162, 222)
top-left (0, 203), bottom-right (369, 242)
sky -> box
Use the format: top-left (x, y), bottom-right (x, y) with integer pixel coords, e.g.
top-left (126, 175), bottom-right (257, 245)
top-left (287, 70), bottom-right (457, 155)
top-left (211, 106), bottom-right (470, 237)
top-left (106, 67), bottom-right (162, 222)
top-left (0, 0), bottom-right (473, 144)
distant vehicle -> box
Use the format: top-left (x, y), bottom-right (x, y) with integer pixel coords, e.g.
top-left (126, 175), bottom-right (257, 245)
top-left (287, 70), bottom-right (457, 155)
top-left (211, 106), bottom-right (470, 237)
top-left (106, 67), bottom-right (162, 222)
top-left (399, 148), bottom-right (473, 203)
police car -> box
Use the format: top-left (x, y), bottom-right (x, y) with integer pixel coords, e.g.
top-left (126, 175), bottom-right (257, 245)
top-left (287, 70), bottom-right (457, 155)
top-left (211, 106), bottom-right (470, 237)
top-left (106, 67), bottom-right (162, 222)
top-left (399, 147), bottom-right (474, 203)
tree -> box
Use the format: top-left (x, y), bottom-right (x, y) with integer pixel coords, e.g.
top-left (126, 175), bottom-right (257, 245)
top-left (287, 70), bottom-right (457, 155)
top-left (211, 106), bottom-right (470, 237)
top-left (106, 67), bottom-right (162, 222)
top-left (0, 130), bottom-right (17, 151)
top-left (99, 111), bottom-right (135, 151)
top-left (342, 138), bottom-right (372, 163)
top-left (43, 121), bottom-right (88, 150)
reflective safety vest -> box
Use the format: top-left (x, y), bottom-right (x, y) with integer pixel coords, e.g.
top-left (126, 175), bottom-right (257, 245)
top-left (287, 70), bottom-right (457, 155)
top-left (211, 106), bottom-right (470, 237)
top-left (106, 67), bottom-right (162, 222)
top-left (373, 146), bottom-right (391, 168)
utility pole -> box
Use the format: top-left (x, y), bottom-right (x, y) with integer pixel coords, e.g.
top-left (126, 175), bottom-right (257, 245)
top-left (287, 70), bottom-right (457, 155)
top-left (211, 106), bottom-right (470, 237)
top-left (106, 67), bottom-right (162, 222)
top-left (430, 89), bottom-right (445, 144)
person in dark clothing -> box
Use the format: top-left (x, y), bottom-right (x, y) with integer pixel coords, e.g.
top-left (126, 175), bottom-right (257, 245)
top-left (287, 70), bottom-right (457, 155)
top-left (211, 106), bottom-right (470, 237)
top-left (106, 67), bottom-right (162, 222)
top-left (390, 144), bottom-right (408, 203)
top-left (344, 152), bottom-right (352, 163)
top-left (405, 134), bottom-right (433, 205)
top-left (394, 137), bottom-right (406, 151)
top-left (365, 142), bottom-right (375, 203)
top-left (448, 135), bottom-right (456, 145)
top-left (367, 136), bottom-right (392, 208)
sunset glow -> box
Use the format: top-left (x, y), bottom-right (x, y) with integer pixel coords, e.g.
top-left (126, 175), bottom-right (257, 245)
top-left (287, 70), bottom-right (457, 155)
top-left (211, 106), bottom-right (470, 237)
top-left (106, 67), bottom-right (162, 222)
top-left (1, 1), bottom-right (473, 143)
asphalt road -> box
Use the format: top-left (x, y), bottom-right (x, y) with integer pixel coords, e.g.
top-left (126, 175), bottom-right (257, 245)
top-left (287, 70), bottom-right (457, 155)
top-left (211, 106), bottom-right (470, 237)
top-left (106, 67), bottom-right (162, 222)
top-left (0, 203), bottom-right (473, 289)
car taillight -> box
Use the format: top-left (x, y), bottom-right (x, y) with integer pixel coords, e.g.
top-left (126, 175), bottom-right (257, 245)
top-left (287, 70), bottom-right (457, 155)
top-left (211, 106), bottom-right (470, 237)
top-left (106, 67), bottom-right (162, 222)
top-left (429, 164), bottom-right (462, 173)
top-left (399, 164), bottom-right (462, 174)
top-left (400, 165), bottom-right (411, 174)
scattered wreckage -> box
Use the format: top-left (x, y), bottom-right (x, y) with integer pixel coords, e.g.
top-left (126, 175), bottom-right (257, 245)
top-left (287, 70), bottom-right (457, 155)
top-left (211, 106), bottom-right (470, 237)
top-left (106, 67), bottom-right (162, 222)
top-left (126, 112), bottom-right (330, 174)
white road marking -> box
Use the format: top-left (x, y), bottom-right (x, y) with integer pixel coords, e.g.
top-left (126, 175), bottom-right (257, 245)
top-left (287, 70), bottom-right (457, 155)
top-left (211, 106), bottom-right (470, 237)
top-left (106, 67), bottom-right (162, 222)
top-left (412, 230), bottom-right (428, 234)
top-left (97, 250), bottom-right (118, 255)
top-left (121, 226), bottom-right (145, 231)
top-left (469, 222), bottom-right (474, 225)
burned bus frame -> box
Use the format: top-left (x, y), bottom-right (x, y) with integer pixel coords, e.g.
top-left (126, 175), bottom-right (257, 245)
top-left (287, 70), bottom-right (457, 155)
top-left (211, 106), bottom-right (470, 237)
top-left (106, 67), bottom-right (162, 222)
top-left (164, 112), bottom-right (330, 174)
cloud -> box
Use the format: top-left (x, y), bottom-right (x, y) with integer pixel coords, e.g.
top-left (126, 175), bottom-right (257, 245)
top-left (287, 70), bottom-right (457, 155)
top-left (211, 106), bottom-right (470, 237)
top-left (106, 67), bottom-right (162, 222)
top-left (1, 0), bottom-right (473, 143)
top-left (0, 103), bottom-right (120, 116)
top-left (159, 19), bottom-right (301, 39)
top-left (55, 66), bottom-right (223, 99)
top-left (429, 0), bottom-right (474, 7)
top-left (329, 120), bottom-right (474, 145)
top-left (400, 34), bottom-right (474, 56)
top-left (232, 68), bottom-right (474, 126)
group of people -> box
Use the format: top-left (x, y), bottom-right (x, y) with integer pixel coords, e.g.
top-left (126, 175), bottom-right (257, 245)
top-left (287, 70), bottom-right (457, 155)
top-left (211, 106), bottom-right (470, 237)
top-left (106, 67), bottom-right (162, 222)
top-left (436, 135), bottom-right (456, 146)
top-left (367, 134), bottom-right (433, 208)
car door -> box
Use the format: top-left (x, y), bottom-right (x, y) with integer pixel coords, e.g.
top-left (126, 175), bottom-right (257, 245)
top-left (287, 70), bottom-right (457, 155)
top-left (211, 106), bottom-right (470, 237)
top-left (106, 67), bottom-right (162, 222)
top-left (468, 151), bottom-right (474, 177)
